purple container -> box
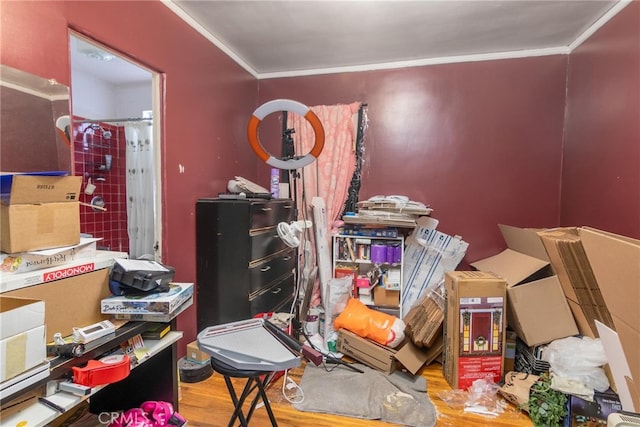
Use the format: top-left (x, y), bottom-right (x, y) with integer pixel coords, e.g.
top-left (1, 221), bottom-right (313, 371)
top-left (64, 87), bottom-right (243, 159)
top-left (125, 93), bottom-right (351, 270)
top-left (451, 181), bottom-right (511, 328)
top-left (391, 243), bottom-right (402, 264)
top-left (370, 244), bottom-right (387, 264)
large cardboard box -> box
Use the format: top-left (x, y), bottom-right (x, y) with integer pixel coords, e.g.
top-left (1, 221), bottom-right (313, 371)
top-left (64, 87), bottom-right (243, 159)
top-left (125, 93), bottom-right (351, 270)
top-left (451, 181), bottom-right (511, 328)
top-left (0, 325), bottom-right (46, 382)
top-left (0, 296), bottom-right (44, 340)
top-left (471, 225), bottom-right (578, 346)
top-left (443, 271), bottom-right (507, 390)
top-left (580, 227), bottom-right (640, 412)
top-left (337, 328), bottom-right (398, 374)
top-left (0, 175), bottom-right (82, 253)
top-left (506, 276), bottom-right (578, 347)
top-left (5, 268), bottom-right (111, 342)
top-left (337, 328), bottom-right (431, 375)
top-left (537, 228), bottom-right (614, 337)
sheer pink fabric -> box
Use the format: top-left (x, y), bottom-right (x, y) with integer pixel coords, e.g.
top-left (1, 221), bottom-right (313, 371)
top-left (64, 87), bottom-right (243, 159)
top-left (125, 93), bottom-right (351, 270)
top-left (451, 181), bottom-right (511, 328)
top-left (287, 102), bottom-right (361, 308)
top-left (287, 102), bottom-right (360, 226)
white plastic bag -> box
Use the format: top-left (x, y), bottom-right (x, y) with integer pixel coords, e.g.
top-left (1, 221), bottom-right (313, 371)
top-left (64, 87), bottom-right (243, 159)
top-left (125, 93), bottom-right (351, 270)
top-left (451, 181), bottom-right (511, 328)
top-left (542, 336), bottom-right (609, 393)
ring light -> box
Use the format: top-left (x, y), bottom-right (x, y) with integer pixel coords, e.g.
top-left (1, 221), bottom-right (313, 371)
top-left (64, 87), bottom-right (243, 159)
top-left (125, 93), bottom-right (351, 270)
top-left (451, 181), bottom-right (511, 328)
top-left (247, 99), bottom-right (325, 170)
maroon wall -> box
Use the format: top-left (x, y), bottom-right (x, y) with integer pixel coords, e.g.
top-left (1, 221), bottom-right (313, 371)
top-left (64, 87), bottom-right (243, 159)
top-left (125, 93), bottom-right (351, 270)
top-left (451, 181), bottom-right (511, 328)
top-left (562, 2), bottom-right (640, 239)
top-left (2, 0), bottom-right (638, 350)
top-left (258, 56), bottom-right (569, 265)
top-left (1, 0), bottom-right (259, 346)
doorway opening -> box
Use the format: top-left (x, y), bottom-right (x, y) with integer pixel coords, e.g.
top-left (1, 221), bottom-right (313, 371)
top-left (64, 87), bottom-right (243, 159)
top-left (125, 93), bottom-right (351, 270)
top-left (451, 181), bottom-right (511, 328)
top-left (69, 32), bottom-right (163, 260)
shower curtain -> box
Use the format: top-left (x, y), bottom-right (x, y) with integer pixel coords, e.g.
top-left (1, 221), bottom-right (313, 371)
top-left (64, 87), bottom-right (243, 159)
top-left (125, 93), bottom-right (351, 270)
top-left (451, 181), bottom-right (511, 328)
top-left (125, 122), bottom-right (155, 259)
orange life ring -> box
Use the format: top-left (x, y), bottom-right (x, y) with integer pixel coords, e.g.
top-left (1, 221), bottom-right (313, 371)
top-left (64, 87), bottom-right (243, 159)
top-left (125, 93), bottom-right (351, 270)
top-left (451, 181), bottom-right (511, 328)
top-left (247, 99), bottom-right (324, 170)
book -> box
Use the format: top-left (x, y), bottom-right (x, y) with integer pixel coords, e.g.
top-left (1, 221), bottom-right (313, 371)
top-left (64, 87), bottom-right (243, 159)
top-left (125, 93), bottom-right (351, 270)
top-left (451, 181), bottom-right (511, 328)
top-left (142, 323), bottom-right (171, 340)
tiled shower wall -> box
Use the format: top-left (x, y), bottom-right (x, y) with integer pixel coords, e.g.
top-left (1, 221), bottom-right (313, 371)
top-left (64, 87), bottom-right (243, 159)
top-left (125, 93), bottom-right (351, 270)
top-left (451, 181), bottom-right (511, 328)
top-left (72, 118), bottom-right (129, 254)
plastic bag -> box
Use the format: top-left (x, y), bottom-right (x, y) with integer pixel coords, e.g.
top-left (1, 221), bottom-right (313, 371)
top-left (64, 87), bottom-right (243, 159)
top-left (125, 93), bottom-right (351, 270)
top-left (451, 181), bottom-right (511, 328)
top-left (333, 298), bottom-right (405, 347)
top-left (322, 275), bottom-right (353, 351)
top-left (541, 336), bottom-right (609, 393)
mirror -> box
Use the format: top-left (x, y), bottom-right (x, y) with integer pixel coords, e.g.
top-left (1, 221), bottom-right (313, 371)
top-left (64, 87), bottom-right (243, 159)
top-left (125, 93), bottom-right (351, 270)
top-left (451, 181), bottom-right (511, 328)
top-left (0, 64), bottom-right (71, 174)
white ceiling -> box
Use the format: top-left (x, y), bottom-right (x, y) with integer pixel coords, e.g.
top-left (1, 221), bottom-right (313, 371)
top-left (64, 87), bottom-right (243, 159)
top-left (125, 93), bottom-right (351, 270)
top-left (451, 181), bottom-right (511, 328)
top-left (165, 0), bottom-right (628, 79)
top-left (74, 0), bottom-right (629, 83)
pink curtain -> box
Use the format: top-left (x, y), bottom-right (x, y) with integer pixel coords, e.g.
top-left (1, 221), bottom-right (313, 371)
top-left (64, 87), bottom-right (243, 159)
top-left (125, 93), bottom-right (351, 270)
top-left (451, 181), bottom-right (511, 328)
top-left (287, 102), bottom-right (361, 227)
top-left (287, 102), bottom-right (361, 308)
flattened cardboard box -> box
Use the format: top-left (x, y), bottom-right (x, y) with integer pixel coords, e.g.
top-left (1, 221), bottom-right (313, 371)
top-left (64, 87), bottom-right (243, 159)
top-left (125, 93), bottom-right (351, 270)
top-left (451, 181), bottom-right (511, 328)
top-left (537, 227), bottom-right (614, 337)
top-left (580, 227), bottom-right (640, 412)
top-left (0, 175), bottom-right (81, 253)
top-left (471, 225), bottom-right (578, 347)
top-left (443, 271), bottom-right (507, 390)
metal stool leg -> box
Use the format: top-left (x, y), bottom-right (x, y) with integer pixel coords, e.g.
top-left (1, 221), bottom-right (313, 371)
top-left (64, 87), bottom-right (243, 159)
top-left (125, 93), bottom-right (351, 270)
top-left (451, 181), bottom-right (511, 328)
top-left (224, 375), bottom-right (253, 427)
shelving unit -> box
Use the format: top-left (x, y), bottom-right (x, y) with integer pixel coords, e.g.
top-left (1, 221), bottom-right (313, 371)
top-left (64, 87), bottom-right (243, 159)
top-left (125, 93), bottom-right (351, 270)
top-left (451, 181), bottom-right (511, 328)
top-left (332, 234), bottom-right (405, 317)
top-left (0, 251), bottom-right (185, 425)
top-left (0, 322), bottom-right (182, 425)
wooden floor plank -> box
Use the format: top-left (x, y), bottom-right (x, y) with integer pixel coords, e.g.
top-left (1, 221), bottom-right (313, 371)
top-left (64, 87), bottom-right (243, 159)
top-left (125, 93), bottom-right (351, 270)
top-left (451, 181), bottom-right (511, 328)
top-left (178, 362), bottom-right (534, 426)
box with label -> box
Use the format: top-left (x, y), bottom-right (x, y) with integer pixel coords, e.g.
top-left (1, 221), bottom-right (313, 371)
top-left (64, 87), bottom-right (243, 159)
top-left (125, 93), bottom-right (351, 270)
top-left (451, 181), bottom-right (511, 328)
top-left (563, 389), bottom-right (622, 427)
top-left (471, 225), bottom-right (578, 347)
top-left (0, 296), bottom-right (44, 340)
top-left (0, 237), bottom-right (99, 274)
top-left (443, 271), bottom-right (507, 390)
top-left (101, 283), bottom-right (194, 315)
top-left (0, 325), bottom-right (46, 382)
top-left (0, 175), bottom-right (82, 253)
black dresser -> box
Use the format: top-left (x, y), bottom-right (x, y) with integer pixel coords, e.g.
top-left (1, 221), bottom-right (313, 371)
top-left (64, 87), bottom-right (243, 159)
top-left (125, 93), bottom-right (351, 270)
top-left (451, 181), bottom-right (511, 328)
top-left (195, 198), bottom-right (296, 331)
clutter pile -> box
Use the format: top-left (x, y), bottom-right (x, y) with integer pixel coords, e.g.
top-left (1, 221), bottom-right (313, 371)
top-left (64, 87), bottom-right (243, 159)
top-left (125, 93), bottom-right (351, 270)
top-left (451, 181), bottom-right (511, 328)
top-left (300, 201), bottom-right (639, 426)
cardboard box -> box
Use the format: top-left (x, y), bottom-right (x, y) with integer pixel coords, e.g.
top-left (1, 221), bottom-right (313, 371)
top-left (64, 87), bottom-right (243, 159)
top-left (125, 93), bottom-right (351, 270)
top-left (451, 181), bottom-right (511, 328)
top-left (101, 283), bottom-right (194, 315)
top-left (504, 330), bottom-right (517, 374)
top-left (0, 296), bottom-right (44, 340)
top-left (580, 227), bottom-right (640, 412)
top-left (506, 275), bottom-right (578, 346)
top-left (471, 224), bottom-right (552, 286)
top-left (0, 175), bottom-right (82, 253)
top-left (0, 325), bottom-right (46, 382)
top-left (0, 237), bottom-right (99, 274)
top-left (373, 287), bottom-right (400, 308)
top-left (186, 340), bottom-right (211, 364)
top-left (338, 328), bottom-right (398, 374)
top-left (5, 268), bottom-right (111, 342)
top-left (443, 271), bottom-right (507, 390)
top-left (537, 228), bottom-right (614, 337)
top-left (471, 225), bottom-right (578, 346)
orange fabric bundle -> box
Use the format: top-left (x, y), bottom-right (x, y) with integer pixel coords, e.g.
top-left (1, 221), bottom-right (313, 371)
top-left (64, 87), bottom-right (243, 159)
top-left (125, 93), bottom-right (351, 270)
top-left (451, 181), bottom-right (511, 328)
top-left (334, 298), bottom-right (402, 346)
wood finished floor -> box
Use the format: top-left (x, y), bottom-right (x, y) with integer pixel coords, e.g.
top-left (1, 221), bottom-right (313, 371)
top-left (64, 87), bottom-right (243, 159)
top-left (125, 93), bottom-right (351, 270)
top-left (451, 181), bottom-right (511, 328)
top-left (178, 361), bottom-right (534, 427)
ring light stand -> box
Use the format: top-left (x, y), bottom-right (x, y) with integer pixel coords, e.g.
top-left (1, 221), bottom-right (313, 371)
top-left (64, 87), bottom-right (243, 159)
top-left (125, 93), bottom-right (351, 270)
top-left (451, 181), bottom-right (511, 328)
top-left (247, 99), bottom-right (325, 332)
top-left (247, 99), bottom-right (325, 170)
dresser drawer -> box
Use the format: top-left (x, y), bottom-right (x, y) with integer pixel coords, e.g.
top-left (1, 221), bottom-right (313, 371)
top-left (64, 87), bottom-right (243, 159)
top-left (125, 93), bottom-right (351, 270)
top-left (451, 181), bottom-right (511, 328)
top-left (249, 273), bottom-right (295, 315)
top-left (250, 227), bottom-right (290, 261)
top-left (249, 249), bottom-right (296, 294)
top-left (249, 200), bottom-right (294, 229)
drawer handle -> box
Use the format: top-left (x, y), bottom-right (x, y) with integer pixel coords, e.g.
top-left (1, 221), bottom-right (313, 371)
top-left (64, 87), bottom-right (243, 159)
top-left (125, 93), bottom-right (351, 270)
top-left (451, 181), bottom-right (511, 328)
top-left (261, 207), bottom-right (272, 212)
top-left (260, 266), bottom-right (271, 272)
top-left (271, 287), bottom-right (282, 294)
top-left (283, 256), bottom-right (291, 261)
